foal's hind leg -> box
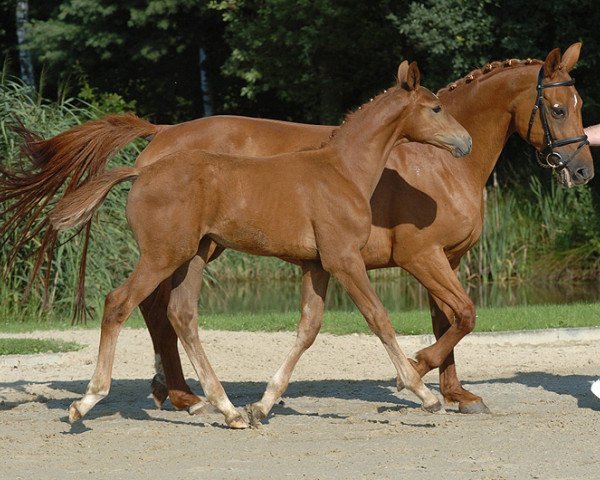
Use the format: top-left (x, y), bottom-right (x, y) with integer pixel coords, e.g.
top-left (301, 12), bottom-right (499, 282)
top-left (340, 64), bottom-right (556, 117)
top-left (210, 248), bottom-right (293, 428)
top-left (167, 253), bottom-right (248, 429)
top-left (143, 242), bottom-right (226, 412)
top-left (247, 261), bottom-right (330, 426)
top-left (140, 281), bottom-right (204, 412)
top-left (69, 259), bottom-right (177, 422)
top-left (321, 249), bottom-right (442, 412)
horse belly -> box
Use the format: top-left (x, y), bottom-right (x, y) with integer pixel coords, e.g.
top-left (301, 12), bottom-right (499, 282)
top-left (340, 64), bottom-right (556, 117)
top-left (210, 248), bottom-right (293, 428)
top-left (390, 207), bottom-right (481, 265)
top-left (209, 221), bottom-right (318, 260)
top-left (360, 226), bottom-right (396, 268)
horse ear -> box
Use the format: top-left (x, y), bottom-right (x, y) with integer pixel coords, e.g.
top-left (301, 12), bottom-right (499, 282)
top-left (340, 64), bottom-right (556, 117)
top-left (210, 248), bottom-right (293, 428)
top-left (560, 42), bottom-right (582, 72)
top-left (398, 61), bottom-right (420, 91)
top-left (397, 61), bottom-right (409, 87)
top-left (544, 47), bottom-right (562, 79)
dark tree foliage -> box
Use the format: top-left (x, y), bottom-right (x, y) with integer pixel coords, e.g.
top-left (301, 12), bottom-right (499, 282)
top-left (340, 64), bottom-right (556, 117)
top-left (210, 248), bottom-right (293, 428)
top-left (211, 0), bottom-right (410, 123)
top-left (14, 1), bottom-right (227, 122)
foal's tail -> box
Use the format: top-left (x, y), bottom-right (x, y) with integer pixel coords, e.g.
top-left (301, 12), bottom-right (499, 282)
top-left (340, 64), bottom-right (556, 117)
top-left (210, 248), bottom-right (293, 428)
top-left (50, 167), bottom-right (140, 232)
top-left (0, 114), bottom-right (159, 318)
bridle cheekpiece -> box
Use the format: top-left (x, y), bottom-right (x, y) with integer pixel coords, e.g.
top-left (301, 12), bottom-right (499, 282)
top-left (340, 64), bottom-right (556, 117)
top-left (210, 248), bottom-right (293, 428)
top-left (526, 66), bottom-right (588, 170)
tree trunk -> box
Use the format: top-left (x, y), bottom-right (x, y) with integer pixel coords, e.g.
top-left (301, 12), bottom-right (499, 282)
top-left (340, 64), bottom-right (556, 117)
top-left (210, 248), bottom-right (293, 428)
top-left (199, 47), bottom-right (213, 116)
top-left (16, 0), bottom-right (35, 88)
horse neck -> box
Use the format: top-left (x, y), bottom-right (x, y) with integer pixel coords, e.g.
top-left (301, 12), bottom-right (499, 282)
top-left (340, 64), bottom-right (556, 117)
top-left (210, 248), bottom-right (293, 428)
top-left (329, 91), bottom-right (408, 199)
top-left (439, 64), bottom-right (538, 188)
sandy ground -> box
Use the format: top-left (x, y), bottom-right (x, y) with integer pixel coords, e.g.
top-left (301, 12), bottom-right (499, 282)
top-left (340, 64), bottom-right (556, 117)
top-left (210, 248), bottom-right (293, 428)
top-left (1, 327), bottom-right (599, 480)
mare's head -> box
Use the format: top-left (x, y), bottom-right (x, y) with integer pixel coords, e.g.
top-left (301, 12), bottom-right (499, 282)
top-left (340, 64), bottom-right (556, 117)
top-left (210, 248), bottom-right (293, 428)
top-left (514, 43), bottom-right (593, 186)
top-left (396, 61), bottom-right (472, 158)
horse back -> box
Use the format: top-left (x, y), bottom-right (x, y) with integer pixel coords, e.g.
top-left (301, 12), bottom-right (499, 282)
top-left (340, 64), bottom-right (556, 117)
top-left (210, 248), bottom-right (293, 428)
top-left (136, 115), bottom-right (333, 168)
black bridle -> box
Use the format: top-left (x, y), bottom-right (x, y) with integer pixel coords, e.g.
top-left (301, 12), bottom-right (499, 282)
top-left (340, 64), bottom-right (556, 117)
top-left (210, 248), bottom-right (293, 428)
top-left (526, 66), bottom-right (589, 170)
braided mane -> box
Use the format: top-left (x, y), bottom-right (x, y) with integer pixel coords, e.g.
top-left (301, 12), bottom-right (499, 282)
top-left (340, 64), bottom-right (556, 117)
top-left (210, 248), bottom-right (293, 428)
top-left (325, 58), bottom-right (547, 146)
top-left (437, 58), bottom-right (544, 95)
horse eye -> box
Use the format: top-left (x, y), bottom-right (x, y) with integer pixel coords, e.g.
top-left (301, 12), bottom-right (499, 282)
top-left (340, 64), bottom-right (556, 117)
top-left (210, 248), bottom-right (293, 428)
top-left (432, 105), bottom-right (442, 113)
top-left (551, 106), bottom-right (566, 119)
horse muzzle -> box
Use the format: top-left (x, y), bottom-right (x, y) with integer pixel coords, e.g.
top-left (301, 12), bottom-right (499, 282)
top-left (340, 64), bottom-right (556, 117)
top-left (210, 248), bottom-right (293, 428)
top-left (450, 135), bottom-right (473, 158)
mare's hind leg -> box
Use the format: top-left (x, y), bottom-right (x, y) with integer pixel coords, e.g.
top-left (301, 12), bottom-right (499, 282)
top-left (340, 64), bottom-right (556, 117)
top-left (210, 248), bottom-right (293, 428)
top-left (167, 251), bottom-right (248, 429)
top-left (400, 251), bottom-right (489, 413)
top-left (321, 249), bottom-right (442, 412)
top-left (247, 261), bottom-right (330, 427)
top-left (69, 258), bottom-right (178, 423)
top-left (140, 281), bottom-right (204, 412)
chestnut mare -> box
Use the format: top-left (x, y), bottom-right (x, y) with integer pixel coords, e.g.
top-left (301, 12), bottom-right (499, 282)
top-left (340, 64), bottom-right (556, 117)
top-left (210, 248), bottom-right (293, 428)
top-left (136, 43), bottom-right (595, 418)
top-left (47, 62), bottom-right (471, 428)
top-left (1, 45), bottom-right (592, 422)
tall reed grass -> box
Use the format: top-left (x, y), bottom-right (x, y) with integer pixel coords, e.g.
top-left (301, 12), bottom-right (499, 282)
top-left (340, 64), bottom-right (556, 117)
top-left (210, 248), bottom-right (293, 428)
top-left (461, 176), bottom-right (600, 284)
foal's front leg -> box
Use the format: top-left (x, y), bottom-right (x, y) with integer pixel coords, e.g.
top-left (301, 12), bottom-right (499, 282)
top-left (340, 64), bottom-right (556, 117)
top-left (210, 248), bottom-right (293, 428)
top-left (167, 255), bottom-right (248, 429)
top-left (322, 249), bottom-right (442, 412)
top-left (246, 261), bottom-right (330, 426)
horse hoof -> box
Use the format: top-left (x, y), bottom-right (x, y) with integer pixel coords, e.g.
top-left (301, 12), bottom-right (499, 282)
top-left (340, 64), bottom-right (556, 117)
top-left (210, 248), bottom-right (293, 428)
top-left (459, 400), bottom-right (491, 415)
top-left (227, 414), bottom-right (249, 429)
top-left (150, 375), bottom-right (169, 409)
top-left (396, 377), bottom-right (405, 392)
top-left (68, 402), bottom-right (82, 423)
top-left (422, 400), bottom-right (445, 414)
top-left (188, 400), bottom-right (219, 416)
top-left (188, 401), bottom-right (205, 416)
top-left (245, 404), bottom-right (267, 428)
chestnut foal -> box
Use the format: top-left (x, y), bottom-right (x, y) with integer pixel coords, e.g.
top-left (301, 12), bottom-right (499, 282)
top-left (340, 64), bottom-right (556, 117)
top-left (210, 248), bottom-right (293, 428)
top-left (50, 62), bottom-right (471, 428)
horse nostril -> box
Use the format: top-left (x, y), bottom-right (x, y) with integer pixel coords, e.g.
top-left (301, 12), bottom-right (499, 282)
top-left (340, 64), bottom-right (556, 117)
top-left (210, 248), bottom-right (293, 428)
top-left (576, 167), bottom-right (589, 180)
top-left (459, 136), bottom-right (472, 156)
top-left (466, 137), bottom-right (473, 153)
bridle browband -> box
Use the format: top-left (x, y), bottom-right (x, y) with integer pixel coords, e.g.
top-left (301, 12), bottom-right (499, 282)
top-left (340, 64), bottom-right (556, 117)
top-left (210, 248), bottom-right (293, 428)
top-left (526, 66), bottom-right (588, 170)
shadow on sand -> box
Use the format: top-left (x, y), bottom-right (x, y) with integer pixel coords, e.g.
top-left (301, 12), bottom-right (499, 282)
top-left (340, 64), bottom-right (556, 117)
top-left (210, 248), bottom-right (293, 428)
top-left (465, 371), bottom-right (600, 411)
top-left (1, 370), bottom-right (597, 434)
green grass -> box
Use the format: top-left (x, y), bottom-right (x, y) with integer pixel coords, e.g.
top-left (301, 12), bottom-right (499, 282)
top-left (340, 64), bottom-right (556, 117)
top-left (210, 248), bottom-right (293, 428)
top-left (0, 338), bottom-right (82, 355)
top-left (1, 303), bottom-right (598, 335)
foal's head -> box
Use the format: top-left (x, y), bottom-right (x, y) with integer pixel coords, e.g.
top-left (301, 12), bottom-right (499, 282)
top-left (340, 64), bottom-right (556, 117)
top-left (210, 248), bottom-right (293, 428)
top-left (396, 61), bottom-right (472, 158)
top-left (513, 43), bottom-right (593, 186)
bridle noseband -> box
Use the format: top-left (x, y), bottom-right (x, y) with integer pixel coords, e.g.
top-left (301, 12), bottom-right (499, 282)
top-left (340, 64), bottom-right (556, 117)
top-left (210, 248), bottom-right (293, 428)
top-left (526, 66), bottom-right (588, 170)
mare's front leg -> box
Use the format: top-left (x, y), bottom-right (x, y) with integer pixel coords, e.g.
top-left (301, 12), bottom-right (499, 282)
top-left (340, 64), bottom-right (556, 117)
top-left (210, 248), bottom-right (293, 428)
top-left (427, 294), bottom-right (489, 413)
top-left (400, 251), bottom-right (489, 413)
top-left (246, 261), bottom-right (330, 427)
top-left (322, 248), bottom-right (442, 412)
top-left (140, 280), bottom-right (204, 413)
top-left (166, 253), bottom-right (248, 429)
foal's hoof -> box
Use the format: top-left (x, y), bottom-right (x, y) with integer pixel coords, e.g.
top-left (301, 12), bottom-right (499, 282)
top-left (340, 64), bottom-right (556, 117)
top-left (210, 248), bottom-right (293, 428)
top-left (226, 414), bottom-right (249, 430)
top-left (396, 376), bottom-right (406, 392)
top-left (459, 400), bottom-right (491, 415)
top-left (422, 400), bottom-right (445, 414)
top-left (68, 402), bottom-right (83, 423)
top-left (188, 400), bottom-right (219, 416)
top-left (245, 403), bottom-right (267, 428)
top-left (150, 375), bottom-right (169, 409)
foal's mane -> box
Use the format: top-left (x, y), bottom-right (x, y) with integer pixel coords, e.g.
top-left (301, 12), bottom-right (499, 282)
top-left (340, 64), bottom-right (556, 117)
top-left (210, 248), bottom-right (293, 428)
top-left (437, 58), bottom-right (544, 95)
top-left (323, 85), bottom-right (402, 146)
